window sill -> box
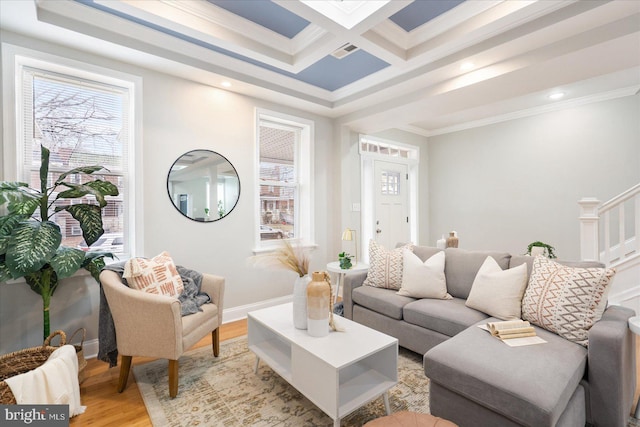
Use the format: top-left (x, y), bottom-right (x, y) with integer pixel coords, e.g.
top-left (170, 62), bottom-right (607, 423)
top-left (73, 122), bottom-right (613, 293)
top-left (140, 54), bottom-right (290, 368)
top-left (252, 242), bottom-right (318, 255)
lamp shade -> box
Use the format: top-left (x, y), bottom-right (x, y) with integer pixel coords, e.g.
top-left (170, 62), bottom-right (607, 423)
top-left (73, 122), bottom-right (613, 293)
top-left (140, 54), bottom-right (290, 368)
top-left (342, 228), bottom-right (354, 241)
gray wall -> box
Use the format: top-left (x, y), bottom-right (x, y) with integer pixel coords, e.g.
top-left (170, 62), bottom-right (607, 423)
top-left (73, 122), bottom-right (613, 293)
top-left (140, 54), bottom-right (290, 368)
top-left (0, 31), bottom-right (338, 354)
top-left (427, 95), bottom-right (640, 260)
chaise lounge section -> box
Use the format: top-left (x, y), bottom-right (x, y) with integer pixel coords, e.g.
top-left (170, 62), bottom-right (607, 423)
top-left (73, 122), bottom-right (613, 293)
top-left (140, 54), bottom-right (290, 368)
top-left (342, 246), bottom-right (635, 427)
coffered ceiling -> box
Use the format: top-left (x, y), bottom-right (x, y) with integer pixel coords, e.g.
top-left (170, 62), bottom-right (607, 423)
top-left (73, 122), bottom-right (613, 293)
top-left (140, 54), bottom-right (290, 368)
top-left (1, 0), bottom-right (639, 135)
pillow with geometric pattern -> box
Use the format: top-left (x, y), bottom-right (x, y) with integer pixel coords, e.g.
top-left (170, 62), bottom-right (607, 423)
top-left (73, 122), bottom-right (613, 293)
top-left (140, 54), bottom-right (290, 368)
top-left (363, 240), bottom-right (413, 290)
top-left (123, 251), bottom-right (184, 298)
top-left (521, 256), bottom-right (615, 347)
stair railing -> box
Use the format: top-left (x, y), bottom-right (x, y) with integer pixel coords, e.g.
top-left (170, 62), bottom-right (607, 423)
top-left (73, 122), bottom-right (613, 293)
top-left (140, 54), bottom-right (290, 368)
top-left (579, 182), bottom-right (640, 266)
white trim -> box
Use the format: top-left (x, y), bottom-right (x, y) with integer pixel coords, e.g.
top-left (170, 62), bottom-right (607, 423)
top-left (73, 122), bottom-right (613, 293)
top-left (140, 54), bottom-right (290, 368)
top-left (1, 42), bottom-right (143, 258)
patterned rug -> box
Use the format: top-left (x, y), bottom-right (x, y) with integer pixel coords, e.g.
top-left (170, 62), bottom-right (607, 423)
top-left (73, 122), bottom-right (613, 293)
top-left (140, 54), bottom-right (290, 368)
top-left (133, 336), bottom-right (429, 426)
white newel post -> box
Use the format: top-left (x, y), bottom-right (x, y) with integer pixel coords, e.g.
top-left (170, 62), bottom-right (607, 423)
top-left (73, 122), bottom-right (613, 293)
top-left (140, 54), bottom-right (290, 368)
top-left (578, 197), bottom-right (601, 261)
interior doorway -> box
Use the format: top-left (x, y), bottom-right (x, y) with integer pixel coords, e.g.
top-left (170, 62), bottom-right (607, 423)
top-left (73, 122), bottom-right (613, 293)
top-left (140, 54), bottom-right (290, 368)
top-left (360, 135), bottom-right (419, 262)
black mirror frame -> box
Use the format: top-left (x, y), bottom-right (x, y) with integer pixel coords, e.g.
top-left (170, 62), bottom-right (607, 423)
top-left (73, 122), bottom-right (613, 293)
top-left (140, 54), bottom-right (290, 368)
top-left (166, 149), bottom-right (241, 223)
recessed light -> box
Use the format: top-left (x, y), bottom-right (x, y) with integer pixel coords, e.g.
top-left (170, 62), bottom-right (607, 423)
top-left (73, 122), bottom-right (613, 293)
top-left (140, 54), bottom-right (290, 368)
top-left (221, 81), bottom-right (232, 88)
top-left (460, 62), bottom-right (475, 72)
top-left (549, 92), bottom-right (565, 100)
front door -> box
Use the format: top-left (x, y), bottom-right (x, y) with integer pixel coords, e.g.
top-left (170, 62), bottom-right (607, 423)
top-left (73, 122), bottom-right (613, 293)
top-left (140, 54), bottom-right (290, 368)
top-left (374, 160), bottom-right (409, 249)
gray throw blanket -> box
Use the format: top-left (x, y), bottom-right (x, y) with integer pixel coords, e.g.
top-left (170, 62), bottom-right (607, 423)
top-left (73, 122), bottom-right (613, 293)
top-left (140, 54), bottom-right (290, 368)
top-left (98, 261), bottom-right (211, 367)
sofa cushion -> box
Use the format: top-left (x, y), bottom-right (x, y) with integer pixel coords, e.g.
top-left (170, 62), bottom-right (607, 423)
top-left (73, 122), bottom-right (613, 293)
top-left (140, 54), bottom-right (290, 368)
top-left (465, 257), bottom-right (528, 320)
top-left (363, 240), bottom-right (413, 290)
top-left (425, 321), bottom-right (588, 427)
top-left (397, 250), bottom-right (452, 300)
top-left (403, 298), bottom-right (489, 337)
top-left (444, 248), bottom-right (511, 299)
top-left (522, 256), bottom-right (615, 347)
top-left (352, 286), bottom-right (414, 320)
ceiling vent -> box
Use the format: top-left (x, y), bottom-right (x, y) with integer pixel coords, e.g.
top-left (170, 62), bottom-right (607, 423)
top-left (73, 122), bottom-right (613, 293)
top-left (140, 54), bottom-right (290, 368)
top-left (331, 43), bottom-right (359, 59)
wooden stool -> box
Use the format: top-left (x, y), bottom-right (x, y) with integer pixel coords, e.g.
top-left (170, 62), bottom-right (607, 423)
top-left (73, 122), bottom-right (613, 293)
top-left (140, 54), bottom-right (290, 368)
top-left (364, 411), bottom-right (458, 427)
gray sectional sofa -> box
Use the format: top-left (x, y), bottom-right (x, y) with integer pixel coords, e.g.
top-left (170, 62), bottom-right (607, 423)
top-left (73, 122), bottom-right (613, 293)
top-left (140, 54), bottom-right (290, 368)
top-left (342, 246), bottom-right (636, 427)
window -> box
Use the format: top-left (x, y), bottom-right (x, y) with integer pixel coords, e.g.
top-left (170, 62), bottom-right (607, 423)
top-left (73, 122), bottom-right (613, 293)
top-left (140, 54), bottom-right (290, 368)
top-left (256, 110), bottom-right (313, 249)
top-left (9, 51), bottom-right (138, 257)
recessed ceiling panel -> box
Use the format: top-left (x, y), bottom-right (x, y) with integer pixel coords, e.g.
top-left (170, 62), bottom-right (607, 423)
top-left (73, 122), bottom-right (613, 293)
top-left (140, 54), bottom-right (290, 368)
top-left (390, 0), bottom-right (466, 32)
top-left (208, 0), bottom-right (310, 39)
top-left (294, 50), bottom-right (390, 91)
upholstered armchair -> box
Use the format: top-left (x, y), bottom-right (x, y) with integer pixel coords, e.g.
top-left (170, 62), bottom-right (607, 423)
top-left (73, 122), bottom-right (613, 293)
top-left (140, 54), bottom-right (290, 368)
top-left (99, 270), bottom-right (225, 398)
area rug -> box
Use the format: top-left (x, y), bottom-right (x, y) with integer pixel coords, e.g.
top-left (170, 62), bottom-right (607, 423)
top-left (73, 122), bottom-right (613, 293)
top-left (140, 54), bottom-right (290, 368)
top-left (133, 336), bottom-right (429, 426)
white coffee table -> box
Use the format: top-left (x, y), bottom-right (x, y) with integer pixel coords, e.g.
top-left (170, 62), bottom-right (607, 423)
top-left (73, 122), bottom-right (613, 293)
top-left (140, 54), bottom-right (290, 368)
top-left (248, 302), bottom-right (398, 427)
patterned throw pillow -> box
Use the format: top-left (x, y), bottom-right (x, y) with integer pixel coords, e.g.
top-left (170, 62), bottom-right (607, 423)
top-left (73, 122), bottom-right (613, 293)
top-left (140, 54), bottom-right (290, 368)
top-left (123, 251), bottom-right (184, 297)
top-left (363, 240), bottom-right (413, 290)
top-left (521, 256), bottom-right (615, 347)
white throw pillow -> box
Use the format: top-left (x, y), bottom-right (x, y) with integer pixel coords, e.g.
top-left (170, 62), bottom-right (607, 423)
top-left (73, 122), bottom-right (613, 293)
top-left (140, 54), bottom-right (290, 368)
top-left (465, 256), bottom-right (528, 320)
top-left (397, 250), bottom-right (452, 299)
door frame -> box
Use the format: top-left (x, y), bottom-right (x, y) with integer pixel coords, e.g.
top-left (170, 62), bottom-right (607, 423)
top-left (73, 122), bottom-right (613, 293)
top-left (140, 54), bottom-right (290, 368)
top-left (359, 135), bottom-right (419, 263)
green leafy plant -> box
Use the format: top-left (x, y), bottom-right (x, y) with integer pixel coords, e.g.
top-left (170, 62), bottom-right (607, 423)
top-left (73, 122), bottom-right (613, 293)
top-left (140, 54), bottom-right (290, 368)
top-left (525, 241), bottom-right (557, 259)
top-left (338, 252), bottom-right (352, 269)
top-left (0, 145), bottom-right (117, 339)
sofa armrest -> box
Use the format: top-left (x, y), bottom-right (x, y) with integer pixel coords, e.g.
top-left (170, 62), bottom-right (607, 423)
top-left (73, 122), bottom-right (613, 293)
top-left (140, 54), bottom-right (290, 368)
top-left (343, 271), bottom-right (368, 319)
top-left (201, 273), bottom-right (225, 326)
top-left (587, 305), bottom-right (636, 427)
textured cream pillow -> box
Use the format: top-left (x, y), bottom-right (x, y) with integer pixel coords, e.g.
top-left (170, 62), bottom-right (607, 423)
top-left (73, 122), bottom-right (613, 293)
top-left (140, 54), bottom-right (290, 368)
top-left (465, 256), bottom-right (528, 320)
top-left (521, 256), bottom-right (615, 347)
top-left (123, 251), bottom-right (184, 297)
top-left (397, 250), bottom-right (452, 299)
top-left (363, 240), bottom-right (413, 290)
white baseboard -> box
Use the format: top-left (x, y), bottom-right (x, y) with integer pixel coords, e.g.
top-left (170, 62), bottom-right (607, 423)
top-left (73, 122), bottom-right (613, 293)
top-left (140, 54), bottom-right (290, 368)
top-left (84, 295), bottom-right (294, 360)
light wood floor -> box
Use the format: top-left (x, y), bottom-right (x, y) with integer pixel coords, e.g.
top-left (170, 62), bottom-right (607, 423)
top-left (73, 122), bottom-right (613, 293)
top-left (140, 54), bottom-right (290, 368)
top-left (70, 320), bottom-right (640, 426)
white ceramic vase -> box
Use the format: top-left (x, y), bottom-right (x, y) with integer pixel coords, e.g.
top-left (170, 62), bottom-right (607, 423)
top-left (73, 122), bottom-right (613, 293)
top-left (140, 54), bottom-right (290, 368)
top-left (293, 275), bottom-right (311, 329)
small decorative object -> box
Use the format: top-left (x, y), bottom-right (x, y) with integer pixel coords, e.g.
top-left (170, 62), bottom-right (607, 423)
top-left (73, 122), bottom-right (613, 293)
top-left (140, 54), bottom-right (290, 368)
top-left (446, 231), bottom-right (459, 248)
top-left (307, 271), bottom-right (331, 337)
top-left (338, 252), bottom-right (352, 269)
top-left (204, 208), bottom-right (210, 220)
top-left (218, 200), bottom-right (225, 218)
top-left (249, 240), bottom-right (310, 328)
top-left (341, 228), bottom-right (358, 264)
top-left (525, 241), bottom-right (557, 259)
top-left (293, 275), bottom-right (311, 329)
top-left (436, 235), bottom-right (446, 249)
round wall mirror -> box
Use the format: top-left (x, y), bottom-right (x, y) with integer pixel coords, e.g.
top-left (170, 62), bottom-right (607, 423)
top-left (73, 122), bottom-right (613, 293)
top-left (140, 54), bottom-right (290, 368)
top-left (167, 150), bottom-right (240, 222)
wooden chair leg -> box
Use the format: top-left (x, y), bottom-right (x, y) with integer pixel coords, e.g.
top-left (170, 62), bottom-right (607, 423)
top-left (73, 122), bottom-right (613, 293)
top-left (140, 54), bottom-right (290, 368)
top-left (117, 355), bottom-right (132, 393)
top-left (212, 328), bottom-right (220, 357)
top-left (168, 359), bottom-right (179, 398)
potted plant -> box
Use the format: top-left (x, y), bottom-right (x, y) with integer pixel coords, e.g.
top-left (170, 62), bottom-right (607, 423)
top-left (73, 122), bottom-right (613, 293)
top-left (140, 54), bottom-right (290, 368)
top-left (338, 252), bottom-right (353, 269)
top-left (0, 145), bottom-right (117, 340)
top-left (525, 241), bottom-right (557, 259)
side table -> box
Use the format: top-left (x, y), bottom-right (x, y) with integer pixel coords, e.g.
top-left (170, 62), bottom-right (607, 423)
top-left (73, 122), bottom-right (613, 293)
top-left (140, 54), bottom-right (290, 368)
top-left (326, 261), bottom-right (369, 305)
top-left (628, 316), bottom-right (640, 418)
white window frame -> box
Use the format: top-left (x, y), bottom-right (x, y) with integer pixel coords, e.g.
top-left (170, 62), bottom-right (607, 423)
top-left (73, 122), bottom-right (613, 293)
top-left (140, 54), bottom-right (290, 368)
top-left (1, 43), bottom-right (144, 260)
top-left (254, 109), bottom-right (314, 252)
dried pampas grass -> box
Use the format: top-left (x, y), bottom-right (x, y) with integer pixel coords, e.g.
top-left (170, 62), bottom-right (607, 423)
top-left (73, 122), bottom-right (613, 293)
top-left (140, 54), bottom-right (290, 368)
top-left (249, 240), bottom-right (310, 277)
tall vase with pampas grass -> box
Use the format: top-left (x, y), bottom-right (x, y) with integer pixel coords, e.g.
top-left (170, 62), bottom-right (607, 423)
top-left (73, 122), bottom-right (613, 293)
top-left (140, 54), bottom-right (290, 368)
top-left (250, 241), bottom-right (310, 329)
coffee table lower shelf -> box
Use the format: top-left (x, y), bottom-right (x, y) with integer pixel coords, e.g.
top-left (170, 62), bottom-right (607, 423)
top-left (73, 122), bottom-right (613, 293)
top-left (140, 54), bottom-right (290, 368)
top-left (248, 303), bottom-right (398, 427)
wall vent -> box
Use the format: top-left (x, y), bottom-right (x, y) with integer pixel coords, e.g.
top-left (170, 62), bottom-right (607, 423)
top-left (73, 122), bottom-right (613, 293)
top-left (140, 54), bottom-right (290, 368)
top-left (331, 43), bottom-right (359, 59)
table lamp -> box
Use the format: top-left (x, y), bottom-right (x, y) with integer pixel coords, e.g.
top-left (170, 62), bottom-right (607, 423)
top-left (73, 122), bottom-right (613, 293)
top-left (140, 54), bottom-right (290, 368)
top-left (341, 228), bottom-right (358, 264)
